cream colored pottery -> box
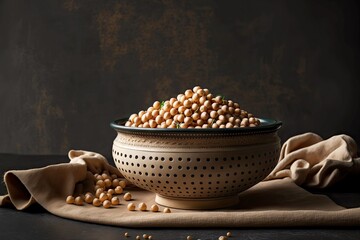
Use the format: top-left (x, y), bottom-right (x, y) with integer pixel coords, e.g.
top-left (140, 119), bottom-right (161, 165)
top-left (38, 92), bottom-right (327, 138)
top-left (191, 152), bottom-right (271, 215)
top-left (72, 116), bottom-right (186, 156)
top-left (111, 118), bottom-right (282, 209)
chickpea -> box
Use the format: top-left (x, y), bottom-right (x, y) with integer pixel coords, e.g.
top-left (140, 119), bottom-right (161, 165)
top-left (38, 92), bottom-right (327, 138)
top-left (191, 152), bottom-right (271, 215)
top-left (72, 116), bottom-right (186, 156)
top-left (192, 93), bottom-right (199, 102)
top-left (173, 100), bottom-right (181, 109)
top-left (153, 101), bottom-right (161, 110)
top-left (149, 119), bottom-right (157, 128)
top-left (74, 196), bottom-right (83, 206)
top-left (104, 178), bottom-right (112, 188)
top-left (152, 110), bottom-right (159, 118)
top-left (95, 188), bottom-right (104, 197)
top-left (170, 107), bottom-right (178, 116)
top-left (138, 202), bottom-right (147, 211)
top-left (177, 114), bottom-right (185, 123)
top-left (204, 100), bottom-right (212, 109)
top-left (111, 196), bottom-right (120, 205)
top-left (226, 232), bottom-right (232, 237)
top-left (199, 96), bottom-right (207, 105)
top-left (85, 193), bottom-right (94, 204)
top-left (217, 109), bottom-right (225, 116)
top-left (139, 114), bottom-right (146, 124)
top-left (249, 117), bottom-right (256, 124)
top-left (226, 122), bottom-right (234, 128)
top-left (96, 179), bottom-right (105, 188)
top-left (103, 200), bottom-right (111, 208)
top-left (169, 97), bottom-right (177, 105)
top-left (150, 204), bottom-right (159, 212)
top-left (185, 89), bottom-right (193, 98)
top-left (184, 109), bottom-right (192, 117)
top-left (200, 112), bottom-right (209, 120)
top-left (163, 112), bottom-right (171, 120)
top-left (192, 112), bottom-right (200, 121)
top-left (66, 195), bottom-right (75, 204)
top-left (178, 106), bottom-right (186, 114)
top-left (123, 192), bottom-right (132, 201)
top-left (221, 105), bottom-right (228, 113)
top-left (210, 110), bottom-right (218, 119)
top-left (99, 192), bottom-right (108, 202)
top-left (92, 198), bottom-right (102, 207)
top-left (199, 105), bottom-right (207, 113)
top-left (191, 103), bottom-right (199, 111)
top-left (183, 99), bottom-right (192, 108)
top-left (193, 86), bottom-right (201, 92)
top-left (155, 115), bottom-right (164, 125)
top-left (129, 114), bottom-right (137, 122)
top-left (214, 96), bottom-right (222, 103)
top-left (127, 202), bottom-right (136, 211)
top-left (114, 186), bottom-right (123, 194)
top-left (163, 208), bottom-right (171, 213)
top-left (187, 236), bottom-right (193, 240)
top-left (165, 118), bottom-right (173, 126)
top-left (143, 234), bottom-right (149, 239)
top-left (212, 102), bottom-right (220, 110)
top-left (218, 236), bottom-right (228, 240)
top-left (184, 117), bottom-right (192, 126)
top-left (196, 119), bottom-right (204, 126)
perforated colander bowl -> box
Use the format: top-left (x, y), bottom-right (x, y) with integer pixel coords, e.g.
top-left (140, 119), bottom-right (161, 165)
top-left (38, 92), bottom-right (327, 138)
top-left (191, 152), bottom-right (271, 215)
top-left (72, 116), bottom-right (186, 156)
top-left (111, 118), bottom-right (282, 209)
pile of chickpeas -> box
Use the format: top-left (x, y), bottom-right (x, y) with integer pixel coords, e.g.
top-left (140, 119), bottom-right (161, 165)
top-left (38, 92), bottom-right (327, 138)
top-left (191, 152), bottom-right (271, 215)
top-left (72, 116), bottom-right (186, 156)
top-left (125, 86), bottom-right (260, 129)
top-left (66, 170), bottom-right (170, 213)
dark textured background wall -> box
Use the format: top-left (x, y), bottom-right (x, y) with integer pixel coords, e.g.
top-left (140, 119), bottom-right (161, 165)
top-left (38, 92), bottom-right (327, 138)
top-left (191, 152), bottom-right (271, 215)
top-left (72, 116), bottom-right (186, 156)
top-left (0, 0), bottom-right (359, 157)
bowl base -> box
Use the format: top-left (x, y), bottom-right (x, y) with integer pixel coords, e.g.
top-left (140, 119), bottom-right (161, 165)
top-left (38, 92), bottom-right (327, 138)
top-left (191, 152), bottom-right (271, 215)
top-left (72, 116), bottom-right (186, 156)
top-left (155, 194), bottom-right (239, 210)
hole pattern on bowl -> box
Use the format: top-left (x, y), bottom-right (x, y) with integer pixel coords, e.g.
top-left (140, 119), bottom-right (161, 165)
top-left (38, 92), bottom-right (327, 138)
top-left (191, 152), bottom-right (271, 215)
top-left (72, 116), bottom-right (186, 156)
top-left (112, 148), bottom-right (279, 198)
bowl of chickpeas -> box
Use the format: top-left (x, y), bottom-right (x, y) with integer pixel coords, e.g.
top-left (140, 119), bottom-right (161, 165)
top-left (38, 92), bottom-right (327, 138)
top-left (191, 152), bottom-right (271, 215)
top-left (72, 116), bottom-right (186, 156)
top-left (111, 86), bottom-right (282, 209)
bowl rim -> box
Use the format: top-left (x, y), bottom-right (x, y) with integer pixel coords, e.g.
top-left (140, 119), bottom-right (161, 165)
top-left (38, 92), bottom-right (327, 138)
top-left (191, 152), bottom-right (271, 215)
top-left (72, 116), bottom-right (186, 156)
top-left (110, 117), bottom-right (282, 134)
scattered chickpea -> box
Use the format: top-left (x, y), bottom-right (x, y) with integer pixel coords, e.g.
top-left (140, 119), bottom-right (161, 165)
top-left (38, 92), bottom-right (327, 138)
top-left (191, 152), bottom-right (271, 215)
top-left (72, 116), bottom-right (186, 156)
top-left (218, 236), bottom-right (227, 240)
top-left (92, 198), bottom-right (102, 207)
top-left (66, 195), bottom-right (75, 204)
top-left (115, 186), bottom-right (123, 194)
top-left (99, 192), bottom-right (108, 202)
top-left (103, 200), bottom-right (111, 208)
top-left (127, 202), bottom-right (136, 211)
top-left (150, 204), bottom-right (159, 212)
top-left (148, 236), bottom-right (152, 240)
top-left (124, 232), bottom-right (129, 237)
top-left (123, 192), bottom-right (132, 201)
top-left (143, 234), bottom-right (149, 239)
top-left (187, 236), bottom-right (192, 240)
top-left (107, 188), bottom-right (115, 195)
top-left (136, 236), bottom-right (141, 240)
top-left (85, 193), bottom-right (94, 204)
top-left (111, 196), bottom-right (120, 205)
top-left (163, 208), bottom-right (171, 213)
top-left (119, 180), bottom-right (127, 189)
top-left (138, 202), bottom-right (147, 211)
top-left (96, 179), bottom-right (105, 188)
top-left (226, 232), bottom-right (232, 237)
top-left (74, 196), bottom-right (83, 206)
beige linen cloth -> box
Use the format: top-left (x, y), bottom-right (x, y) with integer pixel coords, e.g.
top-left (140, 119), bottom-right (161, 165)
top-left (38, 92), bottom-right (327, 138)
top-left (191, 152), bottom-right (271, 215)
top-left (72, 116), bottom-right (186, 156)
top-left (1, 133), bottom-right (360, 227)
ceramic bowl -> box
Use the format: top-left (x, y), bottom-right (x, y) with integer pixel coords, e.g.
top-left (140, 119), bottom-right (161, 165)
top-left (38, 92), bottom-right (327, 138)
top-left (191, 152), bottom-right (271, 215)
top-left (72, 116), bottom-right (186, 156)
top-left (110, 118), bottom-right (282, 209)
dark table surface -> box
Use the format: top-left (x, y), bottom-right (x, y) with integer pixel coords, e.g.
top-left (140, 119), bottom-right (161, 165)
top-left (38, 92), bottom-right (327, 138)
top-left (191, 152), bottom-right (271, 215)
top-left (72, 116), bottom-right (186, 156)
top-left (1, 153), bottom-right (360, 240)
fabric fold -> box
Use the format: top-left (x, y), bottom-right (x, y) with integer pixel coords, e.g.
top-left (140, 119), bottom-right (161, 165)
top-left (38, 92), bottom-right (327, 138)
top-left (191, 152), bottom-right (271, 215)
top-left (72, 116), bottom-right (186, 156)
top-left (265, 133), bottom-right (359, 188)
